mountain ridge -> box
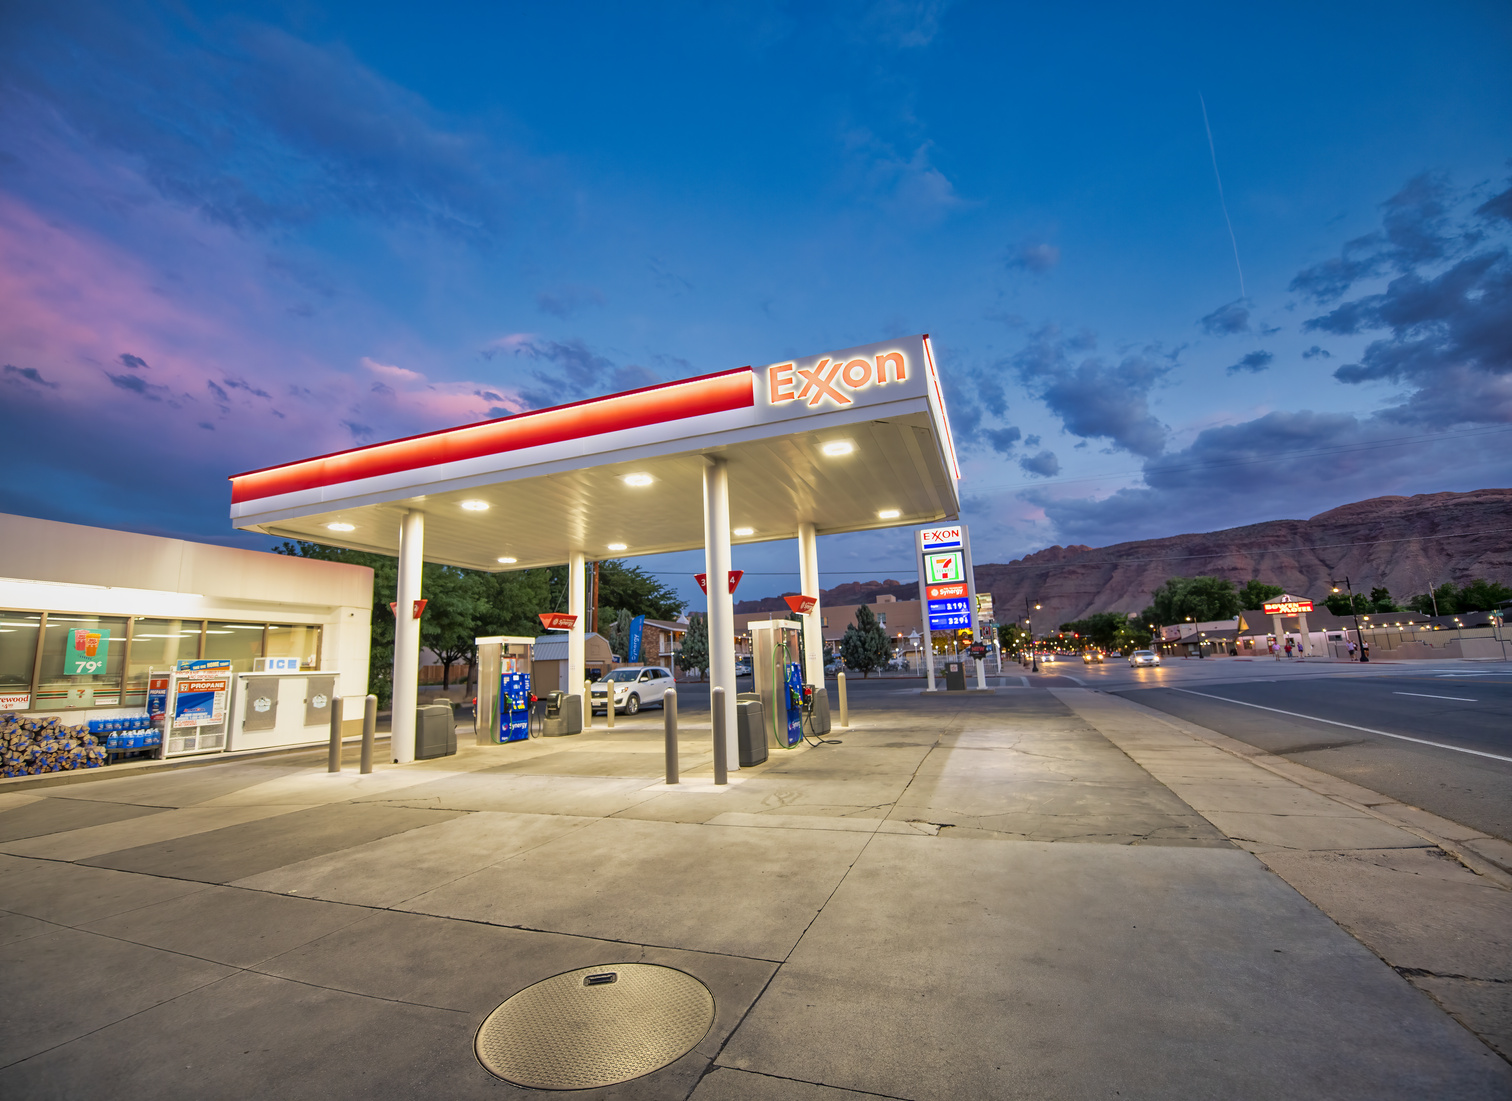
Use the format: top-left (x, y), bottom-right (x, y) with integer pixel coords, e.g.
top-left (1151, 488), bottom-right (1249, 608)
top-left (734, 489), bottom-right (1512, 629)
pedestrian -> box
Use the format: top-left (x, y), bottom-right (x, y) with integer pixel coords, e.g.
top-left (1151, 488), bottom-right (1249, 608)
top-left (1284, 638), bottom-right (1293, 658)
top-left (1347, 640), bottom-right (1356, 659)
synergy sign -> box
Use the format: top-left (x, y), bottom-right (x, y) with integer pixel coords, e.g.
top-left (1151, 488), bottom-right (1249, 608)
top-left (916, 526), bottom-right (976, 632)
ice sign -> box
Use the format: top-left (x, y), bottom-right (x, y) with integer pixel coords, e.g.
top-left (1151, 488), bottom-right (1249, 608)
top-left (312, 694), bottom-right (328, 709)
top-left (925, 551), bottom-right (964, 585)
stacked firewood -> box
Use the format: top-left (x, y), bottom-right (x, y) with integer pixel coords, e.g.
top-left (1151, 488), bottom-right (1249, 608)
top-left (1, 714), bottom-right (106, 777)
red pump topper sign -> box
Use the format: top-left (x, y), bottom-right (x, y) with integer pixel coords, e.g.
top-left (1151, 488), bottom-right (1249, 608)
top-left (388, 599), bottom-right (428, 619)
top-left (783, 594), bottom-right (818, 615)
top-left (538, 612), bottom-right (578, 631)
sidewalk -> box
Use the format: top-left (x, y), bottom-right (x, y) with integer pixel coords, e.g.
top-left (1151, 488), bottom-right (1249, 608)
top-left (1, 689), bottom-right (1508, 1099)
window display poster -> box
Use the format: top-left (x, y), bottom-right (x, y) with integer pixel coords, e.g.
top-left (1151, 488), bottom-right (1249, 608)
top-left (64, 628), bottom-right (111, 674)
top-left (147, 676), bottom-right (169, 722)
top-left (173, 675), bottom-right (230, 728)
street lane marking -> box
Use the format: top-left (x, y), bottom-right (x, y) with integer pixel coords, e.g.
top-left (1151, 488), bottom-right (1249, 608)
top-left (1171, 688), bottom-right (1512, 763)
top-left (1394, 691), bottom-right (1477, 702)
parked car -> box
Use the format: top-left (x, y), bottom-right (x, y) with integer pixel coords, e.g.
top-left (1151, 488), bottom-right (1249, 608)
top-left (1128, 649), bottom-right (1161, 667)
top-left (735, 657), bottom-right (753, 677)
top-left (1081, 650), bottom-right (1103, 664)
top-left (824, 658), bottom-right (844, 674)
top-left (590, 665), bottom-right (676, 714)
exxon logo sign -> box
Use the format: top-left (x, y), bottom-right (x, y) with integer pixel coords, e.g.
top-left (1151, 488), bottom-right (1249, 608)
top-left (920, 526), bottom-right (962, 548)
top-left (768, 350), bottom-right (908, 407)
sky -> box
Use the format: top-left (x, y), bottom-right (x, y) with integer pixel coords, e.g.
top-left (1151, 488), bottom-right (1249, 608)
top-left (2, 0), bottom-right (1510, 612)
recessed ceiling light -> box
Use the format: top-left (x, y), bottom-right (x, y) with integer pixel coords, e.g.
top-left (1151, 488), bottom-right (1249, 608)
top-left (732, 526), bottom-right (755, 537)
top-left (497, 556), bottom-right (517, 564)
top-left (460, 500), bottom-right (489, 511)
top-left (821, 440), bottom-right (854, 457)
top-left (877, 508), bottom-right (901, 520)
top-left (607, 542), bottom-right (628, 552)
top-left (622, 473), bottom-right (654, 487)
top-left (326, 522), bottom-right (355, 532)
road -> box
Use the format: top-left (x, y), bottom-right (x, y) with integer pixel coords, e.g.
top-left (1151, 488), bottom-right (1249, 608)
top-left (1083, 661), bottom-right (1512, 842)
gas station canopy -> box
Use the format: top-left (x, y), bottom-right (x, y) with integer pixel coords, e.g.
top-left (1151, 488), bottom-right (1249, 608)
top-left (229, 334), bottom-right (960, 566)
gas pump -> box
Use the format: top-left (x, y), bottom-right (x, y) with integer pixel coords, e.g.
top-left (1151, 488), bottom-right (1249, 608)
top-left (474, 636), bottom-right (535, 745)
top-left (751, 620), bottom-right (804, 749)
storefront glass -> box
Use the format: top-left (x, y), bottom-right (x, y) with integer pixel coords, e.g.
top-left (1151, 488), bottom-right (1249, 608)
top-left (204, 621), bottom-right (267, 673)
top-left (0, 611), bottom-right (42, 701)
top-left (124, 619), bottom-right (203, 705)
top-left (36, 614), bottom-right (129, 710)
top-left (266, 624), bottom-right (322, 669)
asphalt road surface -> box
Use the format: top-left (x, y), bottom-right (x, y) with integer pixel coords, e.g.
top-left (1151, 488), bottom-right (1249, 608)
top-left (1113, 669), bottom-right (1512, 841)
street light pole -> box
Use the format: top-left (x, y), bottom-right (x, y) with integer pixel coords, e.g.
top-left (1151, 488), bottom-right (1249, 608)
top-left (1025, 597), bottom-right (1040, 673)
top-left (1332, 575), bottom-right (1367, 663)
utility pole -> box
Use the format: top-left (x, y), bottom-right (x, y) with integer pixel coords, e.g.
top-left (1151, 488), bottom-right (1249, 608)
top-left (591, 560), bottom-right (600, 635)
top-left (1024, 597), bottom-right (1041, 673)
top-left (1332, 575), bottom-right (1367, 663)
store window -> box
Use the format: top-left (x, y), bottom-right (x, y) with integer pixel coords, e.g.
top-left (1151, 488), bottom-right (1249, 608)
top-left (0, 611), bottom-right (41, 701)
top-left (204, 621), bottom-right (266, 674)
top-left (124, 619), bottom-right (203, 705)
top-left (266, 624), bottom-right (322, 670)
top-left (36, 614), bottom-right (129, 710)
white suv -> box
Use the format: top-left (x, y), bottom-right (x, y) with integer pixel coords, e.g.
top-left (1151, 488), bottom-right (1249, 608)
top-left (590, 666), bottom-right (675, 715)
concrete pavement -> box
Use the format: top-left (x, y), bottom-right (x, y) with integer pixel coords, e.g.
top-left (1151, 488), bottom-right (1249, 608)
top-left (2, 685), bottom-right (1509, 1099)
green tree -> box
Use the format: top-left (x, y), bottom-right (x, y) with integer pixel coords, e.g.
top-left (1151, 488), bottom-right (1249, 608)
top-left (678, 613), bottom-right (708, 677)
top-left (998, 622), bottom-right (1028, 654)
top-left (1409, 578), bottom-right (1512, 615)
top-left (1059, 612), bottom-right (1128, 652)
top-left (1139, 576), bottom-right (1242, 627)
top-left (1368, 586), bottom-right (1399, 613)
top-left (276, 541), bottom-right (397, 705)
top-left (596, 560), bottom-right (685, 619)
top-left (840, 605), bottom-right (889, 677)
top-left (1324, 590), bottom-right (1370, 616)
top-left (1459, 578), bottom-right (1512, 611)
top-left (603, 608), bottom-right (634, 660)
top-left (1237, 580), bottom-right (1285, 610)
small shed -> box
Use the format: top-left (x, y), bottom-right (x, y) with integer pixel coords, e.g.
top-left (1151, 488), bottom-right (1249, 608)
top-left (532, 633), bottom-right (613, 692)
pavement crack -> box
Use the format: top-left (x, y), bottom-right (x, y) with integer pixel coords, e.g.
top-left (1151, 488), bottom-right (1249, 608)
top-left (1395, 966), bottom-right (1511, 984)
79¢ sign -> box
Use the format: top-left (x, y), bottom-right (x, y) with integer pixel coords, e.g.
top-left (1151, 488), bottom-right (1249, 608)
top-left (64, 628), bottom-right (111, 675)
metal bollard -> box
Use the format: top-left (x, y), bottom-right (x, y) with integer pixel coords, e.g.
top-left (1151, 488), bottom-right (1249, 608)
top-left (663, 688), bottom-right (679, 784)
top-left (837, 671), bottom-right (849, 728)
top-left (327, 695), bottom-right (344, 773)
top-left (360, 694), bottom-right (376, 774)
top-left (712, 685), bottom-right (727, 785)
top-left (584, 680), bottom-right (594, 728)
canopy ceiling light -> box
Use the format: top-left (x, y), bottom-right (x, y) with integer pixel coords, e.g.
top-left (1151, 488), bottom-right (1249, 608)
top-left (622, 473), bottom-right (654, 487)
top-left (460, 500), bottom-right (490, 511)
top-left (326, 522), bottom-right (355, 532)
top-left (821, 440), bottom-right (855, 457)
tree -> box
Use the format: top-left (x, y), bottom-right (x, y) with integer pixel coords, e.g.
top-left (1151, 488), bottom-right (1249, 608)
top-left (1324, 591), bottom-right (1370, 616)
top-left (1368, 586), bottom-right (1399, 613)
top-left (603, 608), bottom-right (634, 660)
top-left (276, 541), bottom-right (397, 705)
top-left (1408, 578), bottom-right (1512, 615)
top-left (998, 622), bottom-right (1028, 654)
top-left (596, 560), bottom-right (685, 619)
top-left (1139, 576), bottom-right (1242, 627)
top-left (1058, 612), bottom-right (1128, 652)
top-left (840, 605), bottom-right (889, 678)
top-left (419, 566), bottom-right (488, 691)
top-left (678, 613), bottom-right (708, 678)
top-left (1237, 580), bottom-right (1285, 610)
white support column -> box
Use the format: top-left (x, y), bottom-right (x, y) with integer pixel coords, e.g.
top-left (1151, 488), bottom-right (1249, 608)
top-left (568, 550), bottom-right (586, 705)
top-left (703, 456), bottom-right (738, 768)
top-left (1271, 613), bottom-right (1284, 659)
top-left (1297, 611), bottom-right (1312, 656)
top-left (924, 621), bottom-right (936, 691)
top-left (797, 521), bottom-right (824, 684)
top-left (392, 508), bottom-right (424, 763)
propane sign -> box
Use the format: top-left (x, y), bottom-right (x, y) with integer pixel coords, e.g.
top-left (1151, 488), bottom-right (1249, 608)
top-left (916, 525), bottom-right (977, 632)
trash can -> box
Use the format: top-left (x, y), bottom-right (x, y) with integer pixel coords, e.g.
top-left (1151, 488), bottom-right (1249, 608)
top-left (542, 692), bottom-right (582, 737)
top-left (944, 661), bottom-right (967, 691)
top-left (807, 687), bottom-right (831, 735)
top-left (415, 703), bottom-right (456, 759)
top-left (737, 698), bottom-right (767, 766)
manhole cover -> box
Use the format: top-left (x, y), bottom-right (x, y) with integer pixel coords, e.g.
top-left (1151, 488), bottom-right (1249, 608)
top-left (475, 963), bottom-right (714, 1090)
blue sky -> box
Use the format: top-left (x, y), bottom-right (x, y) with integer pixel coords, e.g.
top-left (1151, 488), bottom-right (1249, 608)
top-left (2, 1), bottom-right (1509, 610)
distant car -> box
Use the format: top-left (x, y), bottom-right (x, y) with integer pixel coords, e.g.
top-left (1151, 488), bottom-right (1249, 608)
top-left (590, 665), bottom-right (675, 714)
top-left (735, 657), bottom-right (753, 676)
top-left (1128, 650), bottom-right (1161, 667)
top-left (824, 658), bottom-right (844, 674)
top-left (1039, 652), bottom-right (1055, 663)
top-left (1082, 651), bottom-right (1103, 664)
